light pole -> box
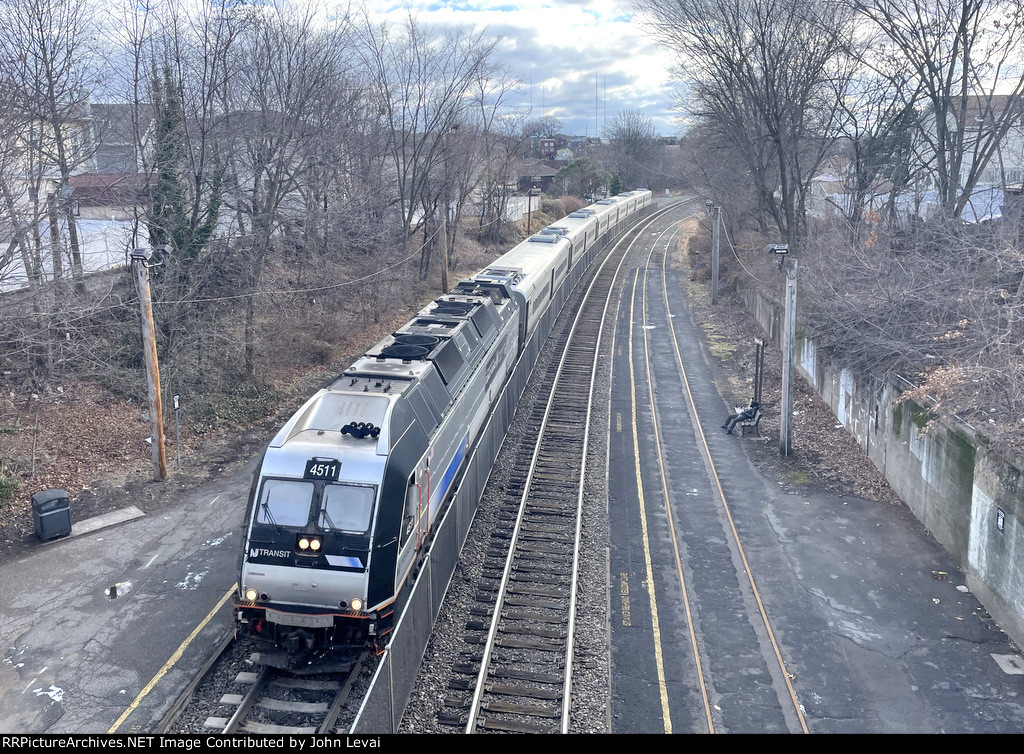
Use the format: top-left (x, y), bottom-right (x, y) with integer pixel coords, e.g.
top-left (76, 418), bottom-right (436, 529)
top-left (766, 244), bottom-right (796, 456)
top-left (705, 200), bottom-right (721, 304)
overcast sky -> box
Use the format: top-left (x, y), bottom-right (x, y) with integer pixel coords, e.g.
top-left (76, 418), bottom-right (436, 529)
top-left (362, 1), bottom-right (680, 137)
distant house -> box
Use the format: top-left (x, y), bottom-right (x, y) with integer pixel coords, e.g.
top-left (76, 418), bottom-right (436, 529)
top-left (8, 103), bottom-right (152, 222)
top-left (807, 172), bottom-right (850, 219)
top-left (6, 106), bottom-right (92, 211)
top-left (62, 103), bottom-right (153, 221)
top-left (916, 94), bottom-right (1024, 219)
top-left (0, 102), bottom-right (154, 289)
top-left (67, 173), bottom-right (150, 221)
top-left (568, 136), bottom-right (601, 155)
top-left (89, 103), bottom-right (151, 174)
top-left (516, 158), bottom-right (560, 194)
top-left (944, 95), bottom-right (1024, 189)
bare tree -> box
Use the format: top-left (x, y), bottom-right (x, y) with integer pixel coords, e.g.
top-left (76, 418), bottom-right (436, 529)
top-left (0, 0), bottom-right (102, 291)
top-left (220, 3), bottom-right (354, 375)
top-left (601, 109), bottom-right (659, 190)
top-left (853, 0), bottom-right (1024, 220)
top-left (359, 13), bottom-right (499, 282)
top-left (438, 64), bottom-right (522, 275)
top-left (477, 109), bottom-right (528, 244)
top-left (677, 123), bottom-right (768, 236)
top-left (640, 0), bottom-right (854, 245)
top-left (832, 57), bottom-right (920, 229)
top-left (0, 73), bottom-right (44, 294)
top-left (117, 0), bottom-right (237, 377)
top-left (522, 116), bottom-right (563, 139)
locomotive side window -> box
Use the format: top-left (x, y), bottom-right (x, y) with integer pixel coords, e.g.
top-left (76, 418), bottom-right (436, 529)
top-left (257, 479), bottom-right (314, 527)
top-left (319, 483), bottom-right (376, 532)
top-left (401, 476), bottom-right (419, 546)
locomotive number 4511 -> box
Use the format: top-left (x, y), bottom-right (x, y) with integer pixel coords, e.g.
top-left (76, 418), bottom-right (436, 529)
top-left (304, 459), bottom-right (341, 481)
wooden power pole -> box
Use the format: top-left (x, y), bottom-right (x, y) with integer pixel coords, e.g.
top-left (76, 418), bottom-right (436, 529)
top-left (132, 249), bottom-right (167, 481)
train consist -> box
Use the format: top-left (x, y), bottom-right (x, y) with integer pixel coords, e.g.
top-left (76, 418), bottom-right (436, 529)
top-left (234, 190), bottom-right (653, 667)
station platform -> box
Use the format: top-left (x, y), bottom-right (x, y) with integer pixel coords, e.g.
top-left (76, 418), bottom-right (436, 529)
top-left (0, 462), bottom-right (256, 733)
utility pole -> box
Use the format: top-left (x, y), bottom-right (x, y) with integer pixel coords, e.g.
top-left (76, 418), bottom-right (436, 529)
top-left (780, 258), bottom-right (798, 457)
top-left (439, 198), bottom-right (449, 294)
top-left (132, 249), bottom-right (167, 481)
top-left (439, 124), bottom-right (459, 294)
top-left (527, 185), bottom-right (538, 234)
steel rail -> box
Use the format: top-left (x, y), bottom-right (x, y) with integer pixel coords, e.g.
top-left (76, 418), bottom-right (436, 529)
top-left (318, 653), bottom-right (365, 734)
top-left (221, 666), bottom-right (269, 734)
top-left (652, 216), bottom-right (810, 733)
top-left (631, 219), bottom-right (718, 733)
top-left (215, 661), bottom-right (363, 735)
top-left (153, 628), bottom-right (236, 734)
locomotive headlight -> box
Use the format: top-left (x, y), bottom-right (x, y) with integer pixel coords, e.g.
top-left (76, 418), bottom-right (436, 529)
top-left (244, 588), bottom-right (258, 602)
top-left (296, 535), bottom-right (322, 555)
top-left (350, 598), bottom-right (363, 611)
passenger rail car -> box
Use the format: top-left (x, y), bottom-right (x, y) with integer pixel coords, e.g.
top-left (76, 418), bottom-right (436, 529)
top-left (234, 190), bottom-right (652, 667)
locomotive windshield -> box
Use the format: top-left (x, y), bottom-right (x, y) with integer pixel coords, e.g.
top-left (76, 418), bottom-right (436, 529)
top-left (254, 479), bottom-right (375, 532)
top-left (256, 479), bottom-right (314, 527)
top-left (319, 483), bottom-right (375, 533)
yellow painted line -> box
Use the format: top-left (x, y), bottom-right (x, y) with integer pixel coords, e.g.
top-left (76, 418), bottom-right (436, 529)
top-left (107, 584), bottom-right (237, 733)
top-left (659, 242), bottom-right (810, 734)
top-left (626, 268), bottom-right (672, 734)
top-left (640, 227), bottom-right (716, 734)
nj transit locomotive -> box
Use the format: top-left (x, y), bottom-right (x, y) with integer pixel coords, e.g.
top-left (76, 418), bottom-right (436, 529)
top-left (234, 190), bottom-right (652, 666)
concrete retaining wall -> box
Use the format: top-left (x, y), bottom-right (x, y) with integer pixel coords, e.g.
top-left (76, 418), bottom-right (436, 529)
top-left (740, 284), bottom-right (1024, 649)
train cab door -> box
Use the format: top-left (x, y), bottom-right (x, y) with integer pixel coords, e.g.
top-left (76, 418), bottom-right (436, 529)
top-left (396, 465), bottom-right (426, 586)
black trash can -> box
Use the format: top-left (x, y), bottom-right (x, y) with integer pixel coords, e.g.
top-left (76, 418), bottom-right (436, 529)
top-left (32, 489), bottom-right (72, 541)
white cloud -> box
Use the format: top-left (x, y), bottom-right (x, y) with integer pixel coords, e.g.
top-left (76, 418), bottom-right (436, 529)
top-left (359, 0), bottom-right (678, 136)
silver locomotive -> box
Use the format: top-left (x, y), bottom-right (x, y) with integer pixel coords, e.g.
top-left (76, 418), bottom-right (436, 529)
top-left (234, 191), bottom-right (652, 667)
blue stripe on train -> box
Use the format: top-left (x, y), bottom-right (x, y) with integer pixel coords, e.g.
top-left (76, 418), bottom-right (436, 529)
top-left (433, 435), bottom-right (469, 514)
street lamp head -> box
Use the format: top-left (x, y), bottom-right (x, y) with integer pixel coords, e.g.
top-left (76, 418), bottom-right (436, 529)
top-left (131, 248), bottom-right (150, 262)
top-left (705, 199), bottom-right (713, 210)
top-left (764, 243), bottom-right (789, 255)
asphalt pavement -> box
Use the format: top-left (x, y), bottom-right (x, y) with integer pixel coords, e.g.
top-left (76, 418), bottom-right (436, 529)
top-left (608, 261), bottom-right (1024, 733)
top-left (0, 456), bottom-right (257, 733)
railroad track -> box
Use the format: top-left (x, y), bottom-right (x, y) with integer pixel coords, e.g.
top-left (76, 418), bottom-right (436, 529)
top-left (435, 201), bottom-right (692, 734)
top-left (634, 220), bottom-right (810, 733)
top-left (204, 655), bottom-right (366, 734)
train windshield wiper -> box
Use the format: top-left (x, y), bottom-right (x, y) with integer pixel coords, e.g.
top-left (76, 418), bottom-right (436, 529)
top-left (259, 501), bottom-right (285, 533)
top-left (319, 506), bottom-right (340, 532)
